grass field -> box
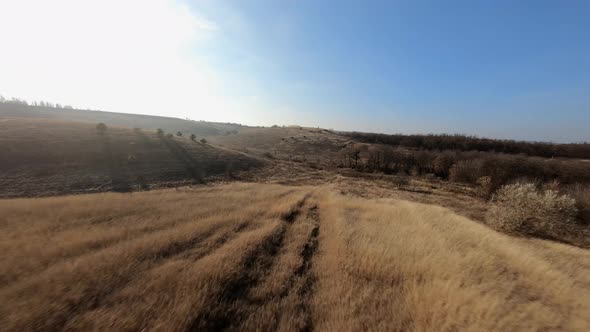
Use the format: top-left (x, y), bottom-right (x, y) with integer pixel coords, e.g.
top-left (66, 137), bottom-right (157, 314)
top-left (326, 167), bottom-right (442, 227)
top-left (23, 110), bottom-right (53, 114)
top-left (1, 183), bottom-right (589, 331)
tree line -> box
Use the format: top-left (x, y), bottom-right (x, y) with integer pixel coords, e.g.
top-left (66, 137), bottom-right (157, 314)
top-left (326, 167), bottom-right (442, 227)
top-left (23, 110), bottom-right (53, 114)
top-left (339, 144), bottom-right (590, 198)
top-left (344, 132), bottom-right (590, 159)
top-left (0, 96), bottom-right (74, 109)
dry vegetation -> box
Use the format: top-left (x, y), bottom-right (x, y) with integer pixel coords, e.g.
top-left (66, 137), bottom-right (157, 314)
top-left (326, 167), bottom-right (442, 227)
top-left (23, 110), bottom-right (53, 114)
top-left (205, 126), bottom-right (348, 164)
top-left (0, 118), bottom-right (262, 197)
top-left (0, 102), bottom-right (243, 136)
top-left (1, 183), bottom-right (589, 331)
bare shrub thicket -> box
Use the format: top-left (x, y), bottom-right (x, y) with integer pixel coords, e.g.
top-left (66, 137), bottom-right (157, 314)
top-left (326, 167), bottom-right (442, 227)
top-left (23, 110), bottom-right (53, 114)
top-left (340, 145), bottom-right (590, 200)
top-left (563, 184), bottom-right (590, 225)
top-left (487, 183), bottom-right (578, 238)
top-left (449, 159), bottom-right (483, 183)
top-left (345, 131), bottom-right (590, 159)
top-left (475, 176), bottom-right (493, 199)
top-left (433, 153), bottom-right (454, 178)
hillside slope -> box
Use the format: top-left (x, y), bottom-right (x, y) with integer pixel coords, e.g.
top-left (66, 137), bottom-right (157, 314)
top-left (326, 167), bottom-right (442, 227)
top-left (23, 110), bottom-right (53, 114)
top-left (206, 126), bottom-right (349, 163)
top-left (1, 183), bottom-right (588, 331)
top-left (0, 118), bottom-right (263, 197)
top-left (0, 103), bottom-right (243, 137)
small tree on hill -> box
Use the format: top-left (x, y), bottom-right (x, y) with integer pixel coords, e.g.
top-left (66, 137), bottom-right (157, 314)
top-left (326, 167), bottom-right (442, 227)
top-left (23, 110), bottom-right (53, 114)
top-left (157, 128), bottom-right (164, 137)
top-left (200, 138), bottom-right (207, 144)
top-left (176, 131), bottom-right (183, 137)
top-left (96, 123), bottom-right (107, 135)
top-left (190, 134), bottom-right (196, 142)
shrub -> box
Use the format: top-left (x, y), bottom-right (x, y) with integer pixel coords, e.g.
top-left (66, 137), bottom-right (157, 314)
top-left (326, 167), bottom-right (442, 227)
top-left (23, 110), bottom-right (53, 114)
top-left (562, 184), bottom-right (590, 225)
top-left (176, 131), bottom-right (183, 137)
top-left (136, 175), bottom-right (150, 191)
top-left (157, 128), bottom-right (164, 137)
top-left (200, 138), bottom-right (207, 144)
top-left (433, 154), bottom-right (454, 178)
top-left (487, 183), bottom-right (578, 238)
top-left (391, 175), bottom-right (409, 187)
top-left (476, 176), bottom-right (493, 199)
top-left (449, 160), bottom-right (482, 184)
top-left (190, 134), bottom-right (196, 141)
top-left (96, 123), bottom-right (107, 135)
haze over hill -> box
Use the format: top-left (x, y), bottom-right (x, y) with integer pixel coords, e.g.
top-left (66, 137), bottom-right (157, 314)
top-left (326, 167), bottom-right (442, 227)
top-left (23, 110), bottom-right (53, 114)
top-left (0, 102), bottom-right (244, 137)
top-left (2, 1), bottom-right (589, 142)
top-left (0, 117), bottom-right (262, 198)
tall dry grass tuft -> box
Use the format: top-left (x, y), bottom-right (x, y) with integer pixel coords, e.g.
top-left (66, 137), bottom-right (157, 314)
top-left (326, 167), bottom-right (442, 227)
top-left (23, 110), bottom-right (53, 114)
top-left (487, 183), bottom-right (578, 238)
top-left (312, 191), bottom-right (590, 331)
top-left (563, 184), bottom-right (590, 225)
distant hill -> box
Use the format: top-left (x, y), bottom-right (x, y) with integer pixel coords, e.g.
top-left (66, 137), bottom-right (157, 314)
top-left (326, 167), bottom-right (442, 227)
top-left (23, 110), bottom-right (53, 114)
top-left (205, 126), bottom-right (349, 163)
top-left (0, 118), bottom-right (263, 197)
top-left (0, 103), bottom-right (244, 137)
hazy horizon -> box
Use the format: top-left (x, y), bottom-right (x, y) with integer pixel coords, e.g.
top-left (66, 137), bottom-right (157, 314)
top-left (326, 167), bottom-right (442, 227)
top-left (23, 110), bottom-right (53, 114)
top-left (1, 0), bottom-right (589, 142)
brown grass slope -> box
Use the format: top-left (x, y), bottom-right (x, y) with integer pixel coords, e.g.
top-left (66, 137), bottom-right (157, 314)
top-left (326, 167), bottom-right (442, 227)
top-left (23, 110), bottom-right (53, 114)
top-left (1, 183), bottom-right (589, 331)
top-left (0, 103), bottom-right (243, 136)
top-left (205, 126), bottom-right (349, 163)
top-left (0, 118), bottom-right (263, 197)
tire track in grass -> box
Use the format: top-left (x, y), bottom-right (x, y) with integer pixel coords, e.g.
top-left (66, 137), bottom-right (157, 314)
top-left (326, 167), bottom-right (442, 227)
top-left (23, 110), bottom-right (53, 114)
top-left (188, 196), bottom-right (310, 331)
top-left (0, 213), bottom-right (259, 332)
top-left (269, 204), bottom-right (320, 332)
top-left (0, 196), bottom-right (263, 287)
top-left (290, 204), bottom-right (321, 332)
top-left (240, 203), bottom-right (321, 332)
top-left (62, 217), bottom-right (263, 331)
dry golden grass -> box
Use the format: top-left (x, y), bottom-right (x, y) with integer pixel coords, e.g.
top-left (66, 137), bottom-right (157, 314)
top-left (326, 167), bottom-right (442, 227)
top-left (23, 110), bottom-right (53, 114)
top-left (1, 183), bottom-right (589, 331)
top-left (313, 194), bottom-right (590, 331)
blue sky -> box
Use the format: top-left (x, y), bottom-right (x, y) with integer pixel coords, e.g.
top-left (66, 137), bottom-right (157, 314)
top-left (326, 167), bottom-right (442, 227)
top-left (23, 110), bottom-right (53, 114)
top-left (1, 0), bottom-right (589, 142)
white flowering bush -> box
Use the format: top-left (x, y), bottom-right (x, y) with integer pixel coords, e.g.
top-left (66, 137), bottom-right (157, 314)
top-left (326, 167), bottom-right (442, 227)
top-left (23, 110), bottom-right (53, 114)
top-left (487, 183), bottom-right (578, 237)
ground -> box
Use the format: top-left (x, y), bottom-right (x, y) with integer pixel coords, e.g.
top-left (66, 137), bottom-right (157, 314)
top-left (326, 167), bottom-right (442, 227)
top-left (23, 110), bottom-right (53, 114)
top-left (1, 183), bottom-right (589, 331)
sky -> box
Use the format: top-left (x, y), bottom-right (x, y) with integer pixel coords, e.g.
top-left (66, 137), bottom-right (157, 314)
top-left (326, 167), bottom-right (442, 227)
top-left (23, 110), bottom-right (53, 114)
top-left (0, 0), bottom-right (589, 142)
